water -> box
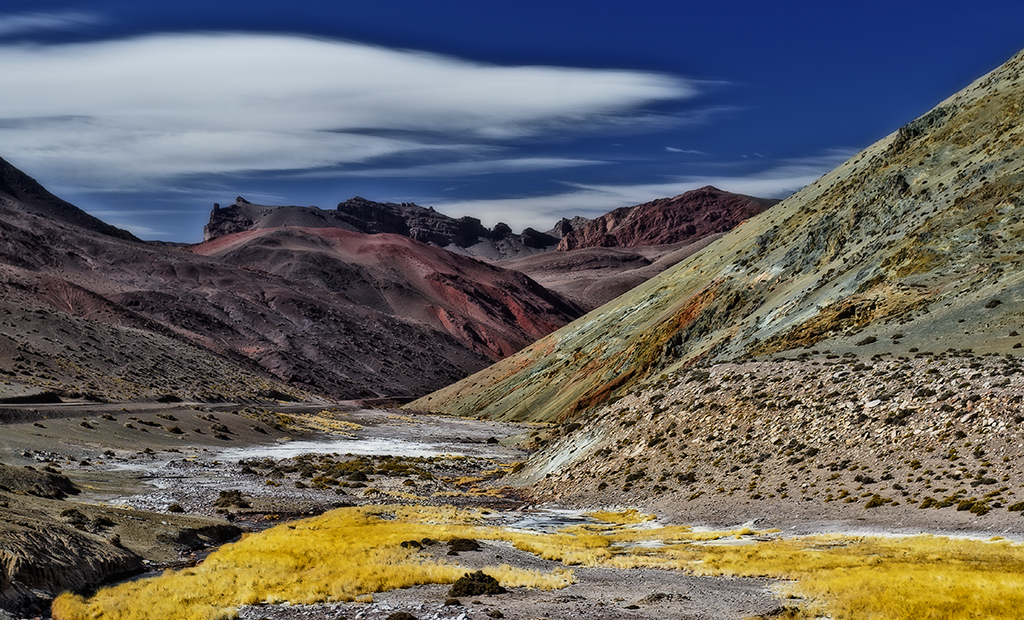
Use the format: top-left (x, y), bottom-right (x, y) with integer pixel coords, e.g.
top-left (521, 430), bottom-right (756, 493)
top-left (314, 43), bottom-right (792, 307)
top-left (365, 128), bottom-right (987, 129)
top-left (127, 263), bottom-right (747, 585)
top-left (502, 509), bottom-right (597, 533)
top-left (216, 437), bottom-right (464, 461)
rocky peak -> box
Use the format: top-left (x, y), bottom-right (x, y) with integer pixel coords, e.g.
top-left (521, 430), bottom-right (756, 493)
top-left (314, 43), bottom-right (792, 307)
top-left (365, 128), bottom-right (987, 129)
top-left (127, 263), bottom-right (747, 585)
top-left (556, 186), bottom-right (777, 251)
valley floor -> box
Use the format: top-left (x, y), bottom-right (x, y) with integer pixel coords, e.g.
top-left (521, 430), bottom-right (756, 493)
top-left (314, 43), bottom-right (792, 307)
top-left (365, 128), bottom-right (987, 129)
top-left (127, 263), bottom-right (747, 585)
top-left (3, 377), bottom-right (1024, 620)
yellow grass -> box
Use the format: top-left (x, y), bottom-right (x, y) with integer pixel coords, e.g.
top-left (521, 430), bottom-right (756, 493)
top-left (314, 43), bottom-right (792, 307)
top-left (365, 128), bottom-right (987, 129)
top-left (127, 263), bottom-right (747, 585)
top-left (51, 506), bottom-right (573, 620)
top-left (289, 411), bottom-right (363, 435)
top-left (487, 519), bottom-right (1024, 620)
top-left (586, 508), bottom-right (655, 524)
top-left (684, 535), bottom-right (1024, 620)
top-left (52, 502), bottom-right (1024, 620)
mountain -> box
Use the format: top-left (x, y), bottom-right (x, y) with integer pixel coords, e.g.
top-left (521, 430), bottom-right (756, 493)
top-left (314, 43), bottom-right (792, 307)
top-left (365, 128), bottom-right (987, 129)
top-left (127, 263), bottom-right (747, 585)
top-left (0, 165), bottom-right (581, 402)
top-left (204, 196), bottom-right (561, 260)
top-left (412, 46), bottom-right (1024, 423)
top-left (498, 187), bottom-right (775, 310)
top-left (191, 226), bottom-right (582, 361)
top-left (0, 157), bottom-right (137, 242)
top-left (555, 186), bottom-right (777, 251)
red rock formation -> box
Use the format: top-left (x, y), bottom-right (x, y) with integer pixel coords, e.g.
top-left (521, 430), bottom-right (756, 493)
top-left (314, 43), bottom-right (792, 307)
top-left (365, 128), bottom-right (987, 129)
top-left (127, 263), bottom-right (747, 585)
top-left (556, 186), bottom-right (777, 251)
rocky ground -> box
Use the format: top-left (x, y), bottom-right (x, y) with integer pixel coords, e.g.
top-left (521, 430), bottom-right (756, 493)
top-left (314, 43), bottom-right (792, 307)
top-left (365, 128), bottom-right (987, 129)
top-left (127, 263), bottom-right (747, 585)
top-left (520, 352), bottom-right (1024, 537)
top-left (7, 352), bottom-right (1024, 620)
top-left (0, 403), bottom-right (789, 620)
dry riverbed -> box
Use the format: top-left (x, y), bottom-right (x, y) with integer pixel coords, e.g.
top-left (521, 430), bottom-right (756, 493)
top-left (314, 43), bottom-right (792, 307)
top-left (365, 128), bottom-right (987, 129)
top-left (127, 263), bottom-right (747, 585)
top-left (0, 402), bottom-right (789, 620)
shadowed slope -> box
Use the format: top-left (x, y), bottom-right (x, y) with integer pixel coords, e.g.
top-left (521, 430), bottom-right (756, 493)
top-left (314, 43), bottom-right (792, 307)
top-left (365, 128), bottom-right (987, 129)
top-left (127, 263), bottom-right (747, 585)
top-left (0, 157), bottom-right (137, 243)
top-left (412, 46), bottom-right (1024, 422)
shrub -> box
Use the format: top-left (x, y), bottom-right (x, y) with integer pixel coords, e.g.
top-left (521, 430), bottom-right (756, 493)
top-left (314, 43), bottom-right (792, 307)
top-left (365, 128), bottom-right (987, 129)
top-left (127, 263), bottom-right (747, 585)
top-left (448, 571), bottom-right (507, 597)
top-left (447, 538), bottom-right (481, 555)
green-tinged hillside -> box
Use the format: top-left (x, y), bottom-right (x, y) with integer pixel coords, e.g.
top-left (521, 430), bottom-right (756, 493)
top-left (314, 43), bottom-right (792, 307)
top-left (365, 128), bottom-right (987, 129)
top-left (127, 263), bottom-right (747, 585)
top-left (412, 46), bottom-right (1024, 423)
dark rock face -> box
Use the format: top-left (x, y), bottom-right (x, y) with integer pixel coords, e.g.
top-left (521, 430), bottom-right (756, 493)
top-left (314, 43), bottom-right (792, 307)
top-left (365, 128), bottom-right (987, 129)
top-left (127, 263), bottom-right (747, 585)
top-left (545, 216), bottom-right (591, 240)
top-left (556, 186), bottom-right (777, 251)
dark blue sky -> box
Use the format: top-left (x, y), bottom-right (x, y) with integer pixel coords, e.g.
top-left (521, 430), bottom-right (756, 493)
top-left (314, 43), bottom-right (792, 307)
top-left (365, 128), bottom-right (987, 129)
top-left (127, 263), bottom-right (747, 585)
top-left (2, 1), bottom-right (1023, 241)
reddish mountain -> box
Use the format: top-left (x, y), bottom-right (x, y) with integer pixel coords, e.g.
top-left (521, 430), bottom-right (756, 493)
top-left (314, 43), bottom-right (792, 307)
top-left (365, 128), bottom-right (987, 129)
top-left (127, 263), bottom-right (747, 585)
top-left (556, 186), bottom-right (777, 251)
top-left (0, 159), bottom-right (580, 401)
top-left (192, 226), bottom-right (582, 361)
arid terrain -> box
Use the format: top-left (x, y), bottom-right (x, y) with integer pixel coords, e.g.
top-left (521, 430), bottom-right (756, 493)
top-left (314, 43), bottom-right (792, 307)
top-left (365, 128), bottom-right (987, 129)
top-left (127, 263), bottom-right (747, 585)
top-left (2, 37), bottom-right (1024, 620)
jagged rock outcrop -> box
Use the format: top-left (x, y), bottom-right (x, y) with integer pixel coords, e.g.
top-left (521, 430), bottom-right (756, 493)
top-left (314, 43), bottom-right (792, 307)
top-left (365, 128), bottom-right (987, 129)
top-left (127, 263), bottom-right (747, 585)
top-left (0, 518), bottom-right (141, 613)
top-left (203, 196), bottom-right (558, 260)
top-left (545, 216), bottom-right (591, 240)
top-left (0, 485), bottom-right (242, 615)
top-left (556, 186), bottom-right (777, 251)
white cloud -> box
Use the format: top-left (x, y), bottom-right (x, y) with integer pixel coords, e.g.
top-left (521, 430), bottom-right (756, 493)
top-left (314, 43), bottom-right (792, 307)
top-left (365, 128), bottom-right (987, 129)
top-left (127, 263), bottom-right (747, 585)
top-left (0, 11), bottom-right (101, 37)
top-left (432, 154), bottom-right (852, 232)
top-left (301, 157), bottom-right (608, 178)
top-left (0, 33), bottom-right (696, 189)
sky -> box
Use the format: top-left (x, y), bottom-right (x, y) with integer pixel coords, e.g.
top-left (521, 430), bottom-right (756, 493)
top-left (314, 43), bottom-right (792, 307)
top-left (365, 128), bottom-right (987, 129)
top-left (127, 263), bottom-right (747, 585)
top-left (1, 2), bottom-right (1023, 242)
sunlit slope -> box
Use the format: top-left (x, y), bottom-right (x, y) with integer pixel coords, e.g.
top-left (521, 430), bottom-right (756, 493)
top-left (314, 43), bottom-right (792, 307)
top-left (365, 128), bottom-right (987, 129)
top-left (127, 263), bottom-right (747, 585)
top-left (412, 47), bottom-right (1024, 422)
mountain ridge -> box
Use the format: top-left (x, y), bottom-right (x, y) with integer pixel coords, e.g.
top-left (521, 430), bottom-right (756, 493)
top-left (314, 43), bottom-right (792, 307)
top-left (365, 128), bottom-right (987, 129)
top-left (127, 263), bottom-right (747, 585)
top-left (0, 157), bottom-right (138, 243)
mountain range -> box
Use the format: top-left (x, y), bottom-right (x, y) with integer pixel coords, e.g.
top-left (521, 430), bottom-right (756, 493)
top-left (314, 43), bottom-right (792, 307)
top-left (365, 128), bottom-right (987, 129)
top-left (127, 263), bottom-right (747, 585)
top-left (0, 159), bottom-right (765, 404)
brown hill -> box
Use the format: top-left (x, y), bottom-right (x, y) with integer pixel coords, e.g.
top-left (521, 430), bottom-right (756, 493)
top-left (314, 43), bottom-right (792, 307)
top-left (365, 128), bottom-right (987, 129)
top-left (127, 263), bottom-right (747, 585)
top-left (191, 226), bottom-right (582, 361)
top-left (1, 165), bottom-right (576, 401)
top-left (556, 186), bottom-right (777, 251)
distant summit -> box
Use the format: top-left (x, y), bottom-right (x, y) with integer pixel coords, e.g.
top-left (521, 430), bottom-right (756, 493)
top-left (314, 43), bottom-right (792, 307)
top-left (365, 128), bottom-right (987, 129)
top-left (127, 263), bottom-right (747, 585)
top-left (556, 186), bottom-right (777, 251)
top-left (203, 196), bottom-right (559, 260)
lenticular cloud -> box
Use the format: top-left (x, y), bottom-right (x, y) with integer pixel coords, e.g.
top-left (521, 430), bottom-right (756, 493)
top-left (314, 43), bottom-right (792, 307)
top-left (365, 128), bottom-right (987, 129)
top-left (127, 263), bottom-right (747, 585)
top-left (0, 32), bottom-right (695, 187)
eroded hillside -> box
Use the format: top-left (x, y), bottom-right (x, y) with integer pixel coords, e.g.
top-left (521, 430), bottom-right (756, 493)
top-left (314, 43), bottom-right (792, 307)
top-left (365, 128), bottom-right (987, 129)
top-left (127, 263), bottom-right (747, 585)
top-left (412, 46), bottom-right (1024, 423)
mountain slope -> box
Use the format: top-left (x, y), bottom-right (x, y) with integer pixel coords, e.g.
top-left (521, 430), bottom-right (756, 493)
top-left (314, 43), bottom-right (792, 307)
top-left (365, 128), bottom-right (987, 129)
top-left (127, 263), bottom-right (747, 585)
top-left (0, 157), bottom-right (138, 242)
top-left (0, 177), bottom-right (500, 401)
top-left (192, 226), bottom-right (582, 361)
top-left (412, 46), bottom-right (1024, 423)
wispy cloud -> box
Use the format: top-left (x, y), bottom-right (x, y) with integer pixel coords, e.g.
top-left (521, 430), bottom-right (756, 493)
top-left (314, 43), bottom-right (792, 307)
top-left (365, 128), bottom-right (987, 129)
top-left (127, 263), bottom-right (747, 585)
top-left (299, 157), bottom-right (608, 179)
top-left (432, 153), bottom-right (852, 232)
top-left (0, 11), bottom-right (102, 37)
top-left (0, 33), bottom-right (697, 190)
